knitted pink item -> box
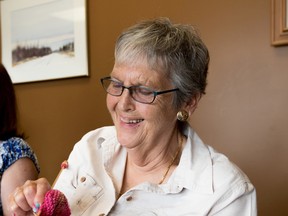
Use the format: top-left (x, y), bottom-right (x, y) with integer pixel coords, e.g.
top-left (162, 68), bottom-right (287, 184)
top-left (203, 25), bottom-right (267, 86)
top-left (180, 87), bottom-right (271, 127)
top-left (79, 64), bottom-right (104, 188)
top-left (39, 189), bottom-right (71, 216)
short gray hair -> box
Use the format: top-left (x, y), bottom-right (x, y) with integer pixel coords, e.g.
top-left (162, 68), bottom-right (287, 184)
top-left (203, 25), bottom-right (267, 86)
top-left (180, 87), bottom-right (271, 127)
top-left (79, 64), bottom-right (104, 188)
top-left (114, 17), bottom-right (210, 109)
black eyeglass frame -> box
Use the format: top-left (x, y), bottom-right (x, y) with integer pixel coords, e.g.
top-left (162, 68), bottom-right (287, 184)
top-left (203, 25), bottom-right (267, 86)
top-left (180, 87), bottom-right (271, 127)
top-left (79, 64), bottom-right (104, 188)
top-left (100, 76), bottom-right (179, 104)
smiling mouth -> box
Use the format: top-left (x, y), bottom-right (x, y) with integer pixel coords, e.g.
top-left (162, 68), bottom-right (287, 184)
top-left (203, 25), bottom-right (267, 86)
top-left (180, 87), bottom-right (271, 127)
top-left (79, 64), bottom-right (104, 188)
top-left (121, 118), bottom-right (144, 124)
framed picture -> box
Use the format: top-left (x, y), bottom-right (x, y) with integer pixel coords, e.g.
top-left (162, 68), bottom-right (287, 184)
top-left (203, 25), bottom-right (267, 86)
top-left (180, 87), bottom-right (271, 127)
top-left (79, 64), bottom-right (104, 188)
top-left (0, 0), bottom-right (89, 84)
top-left (271, 0), bottom-right (288, 46)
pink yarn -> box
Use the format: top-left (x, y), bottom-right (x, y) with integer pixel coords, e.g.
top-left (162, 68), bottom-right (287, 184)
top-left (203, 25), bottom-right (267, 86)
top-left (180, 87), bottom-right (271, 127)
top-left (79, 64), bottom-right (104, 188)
top-left (39, 189), bottom-right (71, 216)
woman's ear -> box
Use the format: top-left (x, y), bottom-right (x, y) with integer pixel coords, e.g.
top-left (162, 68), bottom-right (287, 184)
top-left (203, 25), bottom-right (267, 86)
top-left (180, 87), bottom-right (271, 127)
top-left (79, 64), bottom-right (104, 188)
top-left (185, 93), bottom-right (202, 116)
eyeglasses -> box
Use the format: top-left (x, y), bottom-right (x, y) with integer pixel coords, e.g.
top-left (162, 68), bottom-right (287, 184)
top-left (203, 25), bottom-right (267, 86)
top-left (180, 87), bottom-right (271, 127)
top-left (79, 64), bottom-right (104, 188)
top-left (100, 76), bottom-right (179, 104)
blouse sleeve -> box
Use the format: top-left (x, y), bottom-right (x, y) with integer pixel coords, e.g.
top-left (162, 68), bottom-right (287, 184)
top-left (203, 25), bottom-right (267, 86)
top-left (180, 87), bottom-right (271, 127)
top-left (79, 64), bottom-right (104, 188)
top-left (0, 137), bottom-right (40, 176)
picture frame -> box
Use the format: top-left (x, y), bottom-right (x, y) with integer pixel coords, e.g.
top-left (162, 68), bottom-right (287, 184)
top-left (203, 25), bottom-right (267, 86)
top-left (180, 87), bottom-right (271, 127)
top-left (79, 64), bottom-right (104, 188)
top-left (271, 0), bottom-right (288, 46)
top-left (0, 0), bottom-right (89, 84)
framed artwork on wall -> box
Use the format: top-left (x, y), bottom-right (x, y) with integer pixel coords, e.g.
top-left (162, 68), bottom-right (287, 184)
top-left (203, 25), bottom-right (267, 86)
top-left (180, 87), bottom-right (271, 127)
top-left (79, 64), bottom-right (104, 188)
top-left (271, 0), bottom-right (288, 46)
top-left (0, 0), bottom-right (89, 84)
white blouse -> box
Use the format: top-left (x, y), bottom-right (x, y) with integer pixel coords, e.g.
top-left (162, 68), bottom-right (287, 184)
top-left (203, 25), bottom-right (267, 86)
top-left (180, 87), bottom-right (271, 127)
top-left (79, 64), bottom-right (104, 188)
top-left (54, 126), bottom-right (257, 216)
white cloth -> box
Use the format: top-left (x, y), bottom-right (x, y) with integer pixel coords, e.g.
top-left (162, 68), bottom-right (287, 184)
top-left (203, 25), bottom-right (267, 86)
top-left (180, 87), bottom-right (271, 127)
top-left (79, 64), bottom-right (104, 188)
top-left (54, 126), bottom-right (257, 216)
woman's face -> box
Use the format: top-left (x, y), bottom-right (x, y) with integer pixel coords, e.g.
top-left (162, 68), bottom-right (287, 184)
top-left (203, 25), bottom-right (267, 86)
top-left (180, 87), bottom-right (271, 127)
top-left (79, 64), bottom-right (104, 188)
top-left (107, 62), bottom-right (178, 150)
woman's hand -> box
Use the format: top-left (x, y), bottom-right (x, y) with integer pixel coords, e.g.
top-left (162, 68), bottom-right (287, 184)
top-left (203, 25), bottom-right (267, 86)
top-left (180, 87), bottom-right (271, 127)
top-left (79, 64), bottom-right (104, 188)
top-left (8, 178), bottom-right (51, 216)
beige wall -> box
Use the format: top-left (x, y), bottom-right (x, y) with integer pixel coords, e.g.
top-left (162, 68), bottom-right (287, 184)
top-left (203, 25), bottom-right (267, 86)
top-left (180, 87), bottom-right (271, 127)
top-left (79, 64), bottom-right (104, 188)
top-left (2, 0), bottom-right (287, 215)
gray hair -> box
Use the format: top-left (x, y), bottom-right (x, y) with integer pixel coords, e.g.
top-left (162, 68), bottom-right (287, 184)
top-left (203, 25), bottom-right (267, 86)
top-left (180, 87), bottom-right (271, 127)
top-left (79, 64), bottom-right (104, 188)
top-left (114, 17), bottom-right (210, 109)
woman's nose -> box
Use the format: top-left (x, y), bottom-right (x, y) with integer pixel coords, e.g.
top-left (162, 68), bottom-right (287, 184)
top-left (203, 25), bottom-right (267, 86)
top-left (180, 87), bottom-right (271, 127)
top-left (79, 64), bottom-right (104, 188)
top-left (118, 88), bottom-right (135, 111)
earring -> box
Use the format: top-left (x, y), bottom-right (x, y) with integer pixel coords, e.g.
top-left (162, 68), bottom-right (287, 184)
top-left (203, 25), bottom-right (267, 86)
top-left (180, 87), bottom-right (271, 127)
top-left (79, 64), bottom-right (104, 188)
top-left (177, 110), bottom-right (189, 121)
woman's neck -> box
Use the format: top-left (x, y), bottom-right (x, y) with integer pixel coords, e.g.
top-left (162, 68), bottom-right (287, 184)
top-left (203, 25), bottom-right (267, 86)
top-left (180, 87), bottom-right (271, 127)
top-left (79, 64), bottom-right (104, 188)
top-left (119, 131), bottom-right (184, 195)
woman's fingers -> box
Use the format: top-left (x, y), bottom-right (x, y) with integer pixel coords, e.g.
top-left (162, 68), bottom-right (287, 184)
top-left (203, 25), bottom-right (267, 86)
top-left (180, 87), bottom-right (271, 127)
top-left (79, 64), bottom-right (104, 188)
top-left (9, 187), bottom-right (31, 216)
top-left (9, 178), bottom-right (51, 215)
top-left (22, 180), bottom-right (38, 208)
top-left (34, 178), bottom-right (51, 210)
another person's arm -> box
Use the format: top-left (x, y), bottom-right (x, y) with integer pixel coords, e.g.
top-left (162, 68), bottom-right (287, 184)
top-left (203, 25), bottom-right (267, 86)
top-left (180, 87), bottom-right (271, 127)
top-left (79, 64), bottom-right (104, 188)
top-left (1, 158), bottom-right (38, 215)
top-left (1, 138), bottom-right (41, 215)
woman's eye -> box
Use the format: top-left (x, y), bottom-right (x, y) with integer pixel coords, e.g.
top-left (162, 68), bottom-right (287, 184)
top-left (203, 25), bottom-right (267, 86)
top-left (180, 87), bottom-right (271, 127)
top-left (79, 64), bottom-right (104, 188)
top-left (111, 81), bottom-right (122, 88)
top-left (137, 87), bottom-right (153, 95)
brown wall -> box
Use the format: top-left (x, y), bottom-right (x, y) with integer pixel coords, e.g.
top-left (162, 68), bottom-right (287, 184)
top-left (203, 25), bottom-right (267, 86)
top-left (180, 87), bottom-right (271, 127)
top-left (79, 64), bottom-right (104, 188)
top-left (2, 0), bottom-right (287, 215)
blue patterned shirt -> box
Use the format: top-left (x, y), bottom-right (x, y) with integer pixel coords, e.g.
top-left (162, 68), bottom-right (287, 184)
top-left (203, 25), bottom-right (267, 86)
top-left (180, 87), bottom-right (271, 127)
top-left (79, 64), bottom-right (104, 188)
top-left (0, 137), bottom-right (40, 214)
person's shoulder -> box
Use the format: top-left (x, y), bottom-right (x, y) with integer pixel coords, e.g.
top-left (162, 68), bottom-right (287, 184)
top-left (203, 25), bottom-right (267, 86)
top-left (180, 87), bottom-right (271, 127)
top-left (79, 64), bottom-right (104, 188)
top-left (208, 146), bottom-right (252, 191)
top-left (186, 127), bottom-right (255, 198)
top-left (0, 137), bottom-right (29, 150)
top-left (189, 127), bottom-right (251, 187)
top-left (0, 137), bottom-right (40, 173)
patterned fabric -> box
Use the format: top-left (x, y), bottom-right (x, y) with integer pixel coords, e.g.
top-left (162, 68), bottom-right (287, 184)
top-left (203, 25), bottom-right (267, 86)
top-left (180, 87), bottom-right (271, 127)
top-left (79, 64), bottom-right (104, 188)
top-left (0, 137), bottom-right (40, 214)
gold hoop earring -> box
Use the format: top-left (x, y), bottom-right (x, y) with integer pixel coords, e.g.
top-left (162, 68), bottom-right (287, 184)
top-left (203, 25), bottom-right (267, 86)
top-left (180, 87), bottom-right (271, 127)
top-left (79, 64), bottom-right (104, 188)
top-left (177, 110), bottom-right (189, 121)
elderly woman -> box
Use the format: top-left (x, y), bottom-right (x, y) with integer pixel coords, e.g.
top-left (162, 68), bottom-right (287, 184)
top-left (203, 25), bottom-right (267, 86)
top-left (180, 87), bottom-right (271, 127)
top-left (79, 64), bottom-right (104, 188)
top-left (9, 18), bottom-right (256, 215)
